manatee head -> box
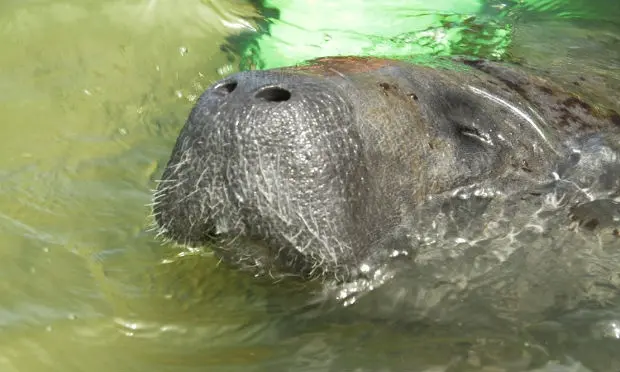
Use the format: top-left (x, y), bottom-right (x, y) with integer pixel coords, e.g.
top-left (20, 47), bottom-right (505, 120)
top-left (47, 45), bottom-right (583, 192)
top-left (153, 57), bottom-right (561, 281)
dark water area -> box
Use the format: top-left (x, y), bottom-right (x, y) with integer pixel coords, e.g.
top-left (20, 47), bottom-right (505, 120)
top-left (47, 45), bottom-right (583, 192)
top-left (0, 0), bottom-right (619, 371)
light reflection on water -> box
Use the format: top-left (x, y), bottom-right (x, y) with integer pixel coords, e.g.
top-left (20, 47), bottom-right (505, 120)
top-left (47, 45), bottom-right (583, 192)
top-left (0, 0), bottom-right (619, 371)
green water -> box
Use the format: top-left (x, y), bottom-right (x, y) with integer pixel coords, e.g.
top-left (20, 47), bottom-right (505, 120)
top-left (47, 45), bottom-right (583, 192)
top-left (0, 1), bottom-right (619, 371)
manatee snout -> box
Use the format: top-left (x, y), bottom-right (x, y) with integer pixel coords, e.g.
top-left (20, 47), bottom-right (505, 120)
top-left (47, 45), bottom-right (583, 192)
top-left (154, 67), bottom-right (369, 277)
top-left (154, 56), bottom-right (609, 281)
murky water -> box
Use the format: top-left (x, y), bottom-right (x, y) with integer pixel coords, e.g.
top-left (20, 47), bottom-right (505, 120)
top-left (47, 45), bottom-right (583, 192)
top-left (0, 0), bottom-right (619, 371)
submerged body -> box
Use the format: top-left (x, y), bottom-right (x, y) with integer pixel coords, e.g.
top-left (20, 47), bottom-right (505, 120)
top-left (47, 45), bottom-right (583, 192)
top-left (153, 56), bottom-right (620, 325)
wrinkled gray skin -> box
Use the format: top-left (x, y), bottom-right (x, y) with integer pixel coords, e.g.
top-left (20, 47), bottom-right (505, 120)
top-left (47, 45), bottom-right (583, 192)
top-left (153, 56), bottom-right (620, 325)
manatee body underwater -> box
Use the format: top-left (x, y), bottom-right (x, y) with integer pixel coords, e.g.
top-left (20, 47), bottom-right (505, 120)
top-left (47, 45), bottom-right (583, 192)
top-left (152, 56), bottom-right (620, 325)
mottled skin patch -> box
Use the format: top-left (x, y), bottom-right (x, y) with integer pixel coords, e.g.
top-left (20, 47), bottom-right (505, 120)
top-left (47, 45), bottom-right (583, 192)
top-left (459, 58), bottom-right (620, 134)
top-left (291, 56), bottom-right (394, 76)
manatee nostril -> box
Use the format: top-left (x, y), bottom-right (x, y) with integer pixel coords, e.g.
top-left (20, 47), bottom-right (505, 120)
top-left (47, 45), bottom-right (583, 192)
top-left (255, 86), bottom-right (291, 102)
top-left (213, 81), bottom-right (237, 96)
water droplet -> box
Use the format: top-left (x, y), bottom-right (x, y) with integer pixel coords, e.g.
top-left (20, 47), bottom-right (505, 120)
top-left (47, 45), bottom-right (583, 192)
top-left (592, 320), bottom-right (620, 339)
top-left (217, 64), bottom-right (234, 77)
top-left (343, 297), bottom-right (357, 306)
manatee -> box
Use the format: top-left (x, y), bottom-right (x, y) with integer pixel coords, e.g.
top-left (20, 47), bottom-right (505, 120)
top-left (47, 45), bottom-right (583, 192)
top-left (152, 56), bottom-right (620, 324)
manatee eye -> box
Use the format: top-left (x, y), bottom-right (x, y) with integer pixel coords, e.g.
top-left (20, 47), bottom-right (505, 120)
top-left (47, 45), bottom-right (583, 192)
top-left (442, 97), bottom-right (493, 147)
top-left (456, 123), bottom-right (493, 146)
